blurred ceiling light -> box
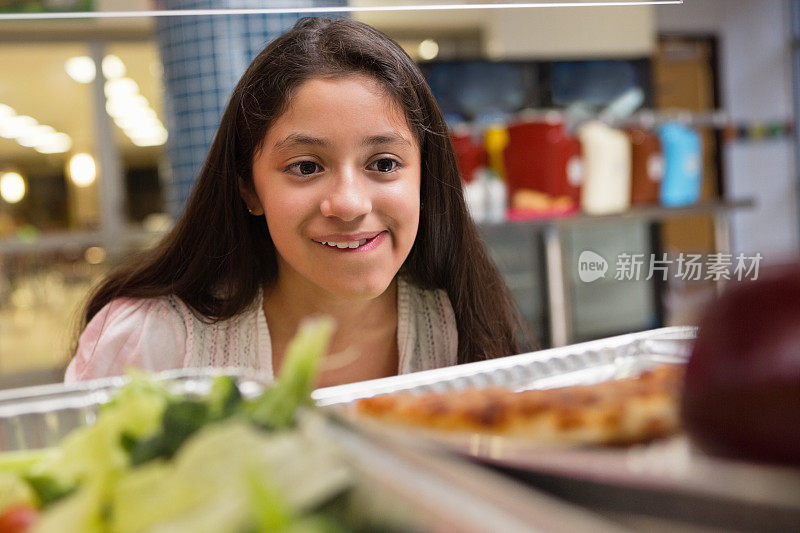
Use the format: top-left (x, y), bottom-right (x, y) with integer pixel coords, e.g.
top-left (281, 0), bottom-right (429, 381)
top-left (131, 128), bottom-right (168, 147)
top-left (101, 74), bottom-right (166, 146)
top-left (65, 56), bottom-right (96, 84)
top-left (84, 246), bottom-right (107, 265)
top-left (128, 132), bottom-right (164, 144)
top-left (131, 138), bottom-right (165, 148)
top-left (114, 112), bottom-right (158, 130)
top-left (34, 132), bottom-right (72, 154)
top-left (68, 153), bottom-right (97, 187)
top-left (17, 136), bottom-right (40, 148)
top-left (104, 77), bottom-right (139, 99)
top-left (0, 105), bottom-right (71, 153)
top-left (113, 116), bottom-right (138, 130)
top-left (418, 39), bottom-right (439, 60)
top-left (125, 128), bottom-right (161, 141)
top-left (105, 99), bottom-right (127, 118)
top-left (123, 115), bottom-right (161, 130)
top-left (0, 115), bottom-right (37, 140)
top-left (101, 55), bottom-right (126, 79)
top-left (10, 116), bottom-right (39, 139)
top-left (17, 125), bottom-right (56, 148)
top-left (33, 125), bottom-right (56, 137)
top-left (0, 172), bottom-right (25, 203)
top-left (111, 94), bottom-right (149, 112)
top-left (16, 138), bottom-right (37, 148)
top-left (128, 95), bottom-right (150, 108)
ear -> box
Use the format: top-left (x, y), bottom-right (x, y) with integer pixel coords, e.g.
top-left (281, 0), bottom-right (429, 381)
top-left (238, 177), bottom-right (264, 216)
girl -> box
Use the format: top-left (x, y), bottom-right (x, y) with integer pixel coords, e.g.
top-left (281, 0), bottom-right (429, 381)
top-left (66, 17), bottom-right (529, 387)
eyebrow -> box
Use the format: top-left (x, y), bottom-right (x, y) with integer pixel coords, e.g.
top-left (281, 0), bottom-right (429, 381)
top-left (273, 132), bottom-right (413, 151)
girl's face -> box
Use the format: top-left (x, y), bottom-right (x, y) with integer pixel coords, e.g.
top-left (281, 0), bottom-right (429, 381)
top-left (245, 74), bottom-right (421, 300)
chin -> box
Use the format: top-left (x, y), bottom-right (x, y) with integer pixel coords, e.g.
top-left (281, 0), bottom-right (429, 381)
top-left (322, 275), bottom-right (394, 301)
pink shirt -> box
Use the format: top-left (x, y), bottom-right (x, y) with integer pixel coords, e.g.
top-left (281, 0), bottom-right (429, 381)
top-left (65, 277), bottom-right (458, 383)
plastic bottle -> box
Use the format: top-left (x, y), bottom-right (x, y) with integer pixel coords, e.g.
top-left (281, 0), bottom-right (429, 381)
top-left (485, 170), bottom-right (507, 223)
top-left (628, 126), bottom-right (663, 205)
top-left (450, 128), bottom-right (487, 184)
top-left (658, 122), bottom-right (703, 207)
top-left (503, 113), bottom-right (582, 204)
top-left (463, 177), bottom-right (487, 223)
top-left (483, 126), bottom-right (509, 223)
top-left (578, 120), bottom-right (632, 215)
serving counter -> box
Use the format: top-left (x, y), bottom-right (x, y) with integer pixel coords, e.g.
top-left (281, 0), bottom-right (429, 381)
top-left (1, 326), bottom-right (797, 532)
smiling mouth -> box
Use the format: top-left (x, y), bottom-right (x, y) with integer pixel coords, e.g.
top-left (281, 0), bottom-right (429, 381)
top-left (313, 231), bottom-right (386, 251)
top-left (318, 238), bottom-right (369, 249)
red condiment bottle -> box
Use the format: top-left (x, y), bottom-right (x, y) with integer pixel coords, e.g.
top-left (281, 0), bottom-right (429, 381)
top-left (628, 126), bottom-right (663, 205)
top-left (450, 130), bottom-right (487, 184)
top-left (504, 116), bottom-right (582, 203)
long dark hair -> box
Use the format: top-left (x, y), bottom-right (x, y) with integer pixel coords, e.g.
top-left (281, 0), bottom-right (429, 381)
top-left (80, 17), bottom-right (532, 364)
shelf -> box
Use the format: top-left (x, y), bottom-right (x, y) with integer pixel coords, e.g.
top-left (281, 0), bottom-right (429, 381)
top-left (0, 228), bottom-right (165, 257)
top-left (478, 199), bottom-right (754, 348)
top-left (0, 201), bottom-right (753, 257)
top-left (479, 199), bottom-right (755, 231)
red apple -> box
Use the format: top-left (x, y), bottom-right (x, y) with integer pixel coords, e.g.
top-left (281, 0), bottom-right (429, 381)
top-left (0, 505), bottom-right (38, 533)
top-left (682, 263), bottom-right (800, 465)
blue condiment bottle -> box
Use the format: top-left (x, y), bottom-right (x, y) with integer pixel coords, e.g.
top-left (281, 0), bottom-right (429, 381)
top-left (658, 122), bottom-right (703, 207)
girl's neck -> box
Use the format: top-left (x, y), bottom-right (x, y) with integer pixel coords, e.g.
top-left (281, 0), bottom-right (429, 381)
top-left (263, 272), bottom-right (399, 386)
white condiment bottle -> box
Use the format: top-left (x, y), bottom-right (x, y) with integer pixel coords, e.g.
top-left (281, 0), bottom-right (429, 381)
top-left (485, 171), bottom-right (507, 223)
top-left (464, 175), bottom-right (487, 223)
top-left (578, 120), bottom-right (632, 215)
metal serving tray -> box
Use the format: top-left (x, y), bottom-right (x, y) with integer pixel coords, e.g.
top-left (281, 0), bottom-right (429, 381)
top-left (0, 325), bottom-right (689, 451)
top-left (312, 326), bottom-right (694, 406)
top-left (313, 326), bottom-right (800, 532)
top-left (0, 368), bottom-right (266, 451)
top-left (0, 369), bottom-right (626, 533)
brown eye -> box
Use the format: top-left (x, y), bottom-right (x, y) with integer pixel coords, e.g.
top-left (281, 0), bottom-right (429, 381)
top-left (298, 161), bottom-right (319, 175)
top-left (368, 158), bottom-right (400, 173)
top-left (286, 161), bottom-right (322, 176)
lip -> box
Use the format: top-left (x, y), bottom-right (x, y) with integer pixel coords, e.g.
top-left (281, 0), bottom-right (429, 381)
top-left (313, 230), bottom-right (387, 253)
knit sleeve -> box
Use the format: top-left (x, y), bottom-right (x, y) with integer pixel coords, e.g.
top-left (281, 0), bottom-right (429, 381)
top-left (397, 279), bottom-right (458, 373)
top-left (64, 297), bottom-right (189, 383)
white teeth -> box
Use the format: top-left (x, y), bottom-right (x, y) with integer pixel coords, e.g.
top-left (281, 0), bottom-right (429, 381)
top-left (321, 238), bottom-right (369, 249)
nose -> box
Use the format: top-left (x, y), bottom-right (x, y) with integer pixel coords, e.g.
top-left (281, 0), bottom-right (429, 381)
top-left (319, 168), bottom-right (372, 221)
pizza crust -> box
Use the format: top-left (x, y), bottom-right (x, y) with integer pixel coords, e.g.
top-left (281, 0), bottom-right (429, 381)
top-left (354, 365), bottom-right (684, 446)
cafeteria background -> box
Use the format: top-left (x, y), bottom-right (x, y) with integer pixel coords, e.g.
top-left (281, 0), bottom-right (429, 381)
top-left (0, 0), bottom-right (797, 387)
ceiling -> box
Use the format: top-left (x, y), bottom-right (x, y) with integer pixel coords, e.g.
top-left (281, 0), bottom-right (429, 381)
top-left (0, 35), bottom-right (163, 175)
top-left (0, 14), bottom-right (446, 178)
top-left (0, 4), bottom-right (653, 180)
top-left (0, 14), bottom-right (461, 178)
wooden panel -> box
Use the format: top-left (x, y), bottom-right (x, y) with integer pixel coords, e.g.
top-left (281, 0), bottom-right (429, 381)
top-left (653, 36), bottom-right (719, 253)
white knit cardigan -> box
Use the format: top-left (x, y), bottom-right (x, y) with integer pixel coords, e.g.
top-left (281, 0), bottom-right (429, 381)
top-left (65, 277), bottom-right (458, 383)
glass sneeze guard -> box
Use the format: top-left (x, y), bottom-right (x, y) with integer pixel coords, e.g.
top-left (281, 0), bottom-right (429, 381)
top-left (0, 0), bottom-right (682, 20)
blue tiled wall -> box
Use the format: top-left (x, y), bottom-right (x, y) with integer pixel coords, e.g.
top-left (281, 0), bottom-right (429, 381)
top-left (155, 2), bottom-right (347, 217)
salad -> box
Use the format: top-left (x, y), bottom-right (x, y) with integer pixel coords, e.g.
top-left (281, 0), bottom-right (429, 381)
top-left (0, 317), bottom-right (369, 533)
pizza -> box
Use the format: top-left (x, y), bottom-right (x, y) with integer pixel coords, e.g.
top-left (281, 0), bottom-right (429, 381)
top-left (354, 364), bottom-right (684, 446)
